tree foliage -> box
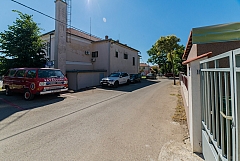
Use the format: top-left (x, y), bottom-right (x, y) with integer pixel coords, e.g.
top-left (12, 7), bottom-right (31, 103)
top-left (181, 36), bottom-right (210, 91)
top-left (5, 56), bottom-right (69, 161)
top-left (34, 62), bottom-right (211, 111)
top-left (0, 10), bottom-right (46, 75)
top-left (147, 35), bottom-right (186, 84)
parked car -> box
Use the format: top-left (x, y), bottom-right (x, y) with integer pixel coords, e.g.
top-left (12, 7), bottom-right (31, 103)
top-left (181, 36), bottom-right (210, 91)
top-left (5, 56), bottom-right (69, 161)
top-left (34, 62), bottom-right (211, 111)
top-left (100, 72), bottom-right (130, 88)
top-left (146, 73), bottom-right (156, 79)
top-left (130, 73), bottom-right (141, 83)
top-left (165, 73), bottom-right (174, 77)
top-left (2, 68), bottom-right (68, 100)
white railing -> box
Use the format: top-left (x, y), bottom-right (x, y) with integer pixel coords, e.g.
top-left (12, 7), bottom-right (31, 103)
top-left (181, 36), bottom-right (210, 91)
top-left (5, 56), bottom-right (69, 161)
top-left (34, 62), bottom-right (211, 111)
top-left (200, 49), bottom-right (240, 161)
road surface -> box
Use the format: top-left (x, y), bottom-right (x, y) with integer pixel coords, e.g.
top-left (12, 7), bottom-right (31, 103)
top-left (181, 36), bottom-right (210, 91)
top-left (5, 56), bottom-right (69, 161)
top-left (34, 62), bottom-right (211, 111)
top-left (0, 78), bottom-right (202, 161)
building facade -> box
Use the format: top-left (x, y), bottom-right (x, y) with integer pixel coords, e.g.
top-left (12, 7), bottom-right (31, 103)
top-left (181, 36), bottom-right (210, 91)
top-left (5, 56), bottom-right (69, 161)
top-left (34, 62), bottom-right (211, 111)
top-left (181, 22), bottom-right (240, 160)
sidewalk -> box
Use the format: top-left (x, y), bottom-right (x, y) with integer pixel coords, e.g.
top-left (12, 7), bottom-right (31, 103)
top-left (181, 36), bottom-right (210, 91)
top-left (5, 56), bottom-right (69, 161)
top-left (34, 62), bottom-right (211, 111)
top-left (157, 77), bottom-right (204, 161)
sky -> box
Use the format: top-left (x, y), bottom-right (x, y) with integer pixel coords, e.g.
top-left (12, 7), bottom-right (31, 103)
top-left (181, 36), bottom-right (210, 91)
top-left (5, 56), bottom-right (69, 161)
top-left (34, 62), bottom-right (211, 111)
top-left (1, 0), bottom-right (240, 64)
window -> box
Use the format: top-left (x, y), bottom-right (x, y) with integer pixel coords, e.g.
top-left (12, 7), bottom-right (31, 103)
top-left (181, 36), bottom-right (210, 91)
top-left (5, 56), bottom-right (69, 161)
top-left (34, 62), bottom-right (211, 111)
top-left (26, 70), bottom-right (36, 78)
top-left (124, 53), bottom-right (128, 59)
top-left (38, 69), bottom-right (64, 78)
top-left (92, 51), bottom-right (98, 57)
top-left (133, 57), bottom-right (135, 66)
top-left (122, 73), bottom-right (128, 77)
top-left (115, 51), bottom-right (118, 58)
top-left (6, 70), bottom-right (17, 76)
top-left (15, 70), bottom-right (26, 77)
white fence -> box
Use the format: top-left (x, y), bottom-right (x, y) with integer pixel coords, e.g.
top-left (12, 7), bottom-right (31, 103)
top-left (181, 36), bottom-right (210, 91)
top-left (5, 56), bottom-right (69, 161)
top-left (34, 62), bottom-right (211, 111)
top-left (200, 49), bottom-right (240, 161)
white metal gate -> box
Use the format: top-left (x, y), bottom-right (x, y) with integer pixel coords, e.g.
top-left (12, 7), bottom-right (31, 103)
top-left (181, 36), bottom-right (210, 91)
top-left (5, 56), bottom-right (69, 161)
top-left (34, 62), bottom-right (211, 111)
top-left (200, 49), bottom-right (240, 161)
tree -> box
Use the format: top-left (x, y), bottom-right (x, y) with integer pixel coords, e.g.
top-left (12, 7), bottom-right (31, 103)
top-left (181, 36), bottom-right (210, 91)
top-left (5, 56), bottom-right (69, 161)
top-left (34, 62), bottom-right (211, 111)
top-left (147, 45), bottom-right (168, 74)
top-left (0, 10), bottom-right (46, 76)
top-left (148, 35), bottom-right (185, 85)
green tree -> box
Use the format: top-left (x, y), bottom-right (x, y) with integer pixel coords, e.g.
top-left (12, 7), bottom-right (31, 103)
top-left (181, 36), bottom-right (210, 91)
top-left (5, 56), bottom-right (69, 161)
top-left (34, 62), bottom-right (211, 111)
top-left (148, 35), bottom-right (184, 85)
top-left (0, 10), bottom-right (46, 75)
top-left (147, 45), bottom-right (168, 74)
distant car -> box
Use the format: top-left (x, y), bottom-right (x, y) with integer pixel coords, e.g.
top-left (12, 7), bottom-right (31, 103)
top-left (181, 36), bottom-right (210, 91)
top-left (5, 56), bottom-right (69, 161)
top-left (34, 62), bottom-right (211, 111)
top-left (146, 73), bottom-right (156, 79)
top-left (165, 73), bottom-right (174, 77)
top-left (130, 73), bottom-right (141, 83)
top-left (100, 72), bottom-right (130, 88)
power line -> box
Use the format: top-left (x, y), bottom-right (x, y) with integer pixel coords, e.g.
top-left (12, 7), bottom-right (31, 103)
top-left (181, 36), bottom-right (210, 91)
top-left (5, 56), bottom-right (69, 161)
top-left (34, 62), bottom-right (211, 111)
top-left (11, 0), bottom-right (62, 24)
top-left (10, 0), bottom-right (102, 40)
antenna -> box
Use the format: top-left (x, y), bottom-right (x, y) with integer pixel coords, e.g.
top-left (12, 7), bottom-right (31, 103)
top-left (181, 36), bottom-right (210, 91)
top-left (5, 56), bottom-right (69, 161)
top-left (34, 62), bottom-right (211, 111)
top-left (90, 17), bottom-right (91, 40)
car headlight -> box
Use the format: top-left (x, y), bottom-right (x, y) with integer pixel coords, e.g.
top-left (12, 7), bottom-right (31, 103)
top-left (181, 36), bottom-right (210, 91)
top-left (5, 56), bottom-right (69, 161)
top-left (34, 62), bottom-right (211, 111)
top-left (39, 82), bottom-right (47, 86)
top-left (64, 81), bottom-right (68, 84)
top-left (108, 80), bottom-right (114, 82)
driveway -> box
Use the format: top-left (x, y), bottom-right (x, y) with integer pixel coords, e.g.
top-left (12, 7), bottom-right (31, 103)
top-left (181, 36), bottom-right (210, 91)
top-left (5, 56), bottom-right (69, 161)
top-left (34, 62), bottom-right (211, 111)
top-left (0, 78), bottom-right (203, 161)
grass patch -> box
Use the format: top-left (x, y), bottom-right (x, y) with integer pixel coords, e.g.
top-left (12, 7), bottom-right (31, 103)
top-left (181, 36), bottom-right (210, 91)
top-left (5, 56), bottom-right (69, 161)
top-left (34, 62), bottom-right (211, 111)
top-left (172, 90), bottom-right (187, 125)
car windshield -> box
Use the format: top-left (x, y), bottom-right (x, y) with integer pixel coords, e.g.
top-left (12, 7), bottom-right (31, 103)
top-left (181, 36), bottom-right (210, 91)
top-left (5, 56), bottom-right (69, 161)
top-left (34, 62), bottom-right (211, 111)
top-left (108, 73), bottom-right (120, 77)
top-left (130, 74), bottom-right (135, 78)
top-left (38, 69), bottom-right (64, 78)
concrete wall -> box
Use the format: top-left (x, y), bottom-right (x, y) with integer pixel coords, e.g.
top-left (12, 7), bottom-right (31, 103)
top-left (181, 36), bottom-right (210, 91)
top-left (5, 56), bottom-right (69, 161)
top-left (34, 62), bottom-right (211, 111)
top-left (92, 40), bottom-right (139, 75)
top-left (110, 42), bottom-right (139, 74)
top-left (54, 0), bottom-right (67, 74)
top-left (92, 41), bottom-right (109, 73)
top-left (67, 72), bottom-right (106, 90)
top-left (197, 40), bottom-right (240, 57)
top-left (180, 77), bottom-right (189, 130)
top-left (183, 44), bottom-right (206, 153)
top-left (66, 35), bottom-right (93, 71)
top-left (188, 59), bottom-right (202, 153)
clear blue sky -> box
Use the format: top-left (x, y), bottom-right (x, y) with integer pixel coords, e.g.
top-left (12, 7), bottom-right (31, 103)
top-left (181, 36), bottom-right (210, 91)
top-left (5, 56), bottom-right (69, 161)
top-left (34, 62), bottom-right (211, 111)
top-left (1, 0), bottom-right (240, 64)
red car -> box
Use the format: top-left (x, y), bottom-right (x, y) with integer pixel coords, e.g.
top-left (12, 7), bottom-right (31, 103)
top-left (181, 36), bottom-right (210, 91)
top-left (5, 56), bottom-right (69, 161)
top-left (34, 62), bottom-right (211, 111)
top-left (2, 68), bottom-right (68, 100)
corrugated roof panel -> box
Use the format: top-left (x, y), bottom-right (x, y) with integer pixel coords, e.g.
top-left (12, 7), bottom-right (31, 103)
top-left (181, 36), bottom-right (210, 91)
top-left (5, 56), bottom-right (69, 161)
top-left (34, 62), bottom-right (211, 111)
top-left (192, 22), bottom-right (240, 44)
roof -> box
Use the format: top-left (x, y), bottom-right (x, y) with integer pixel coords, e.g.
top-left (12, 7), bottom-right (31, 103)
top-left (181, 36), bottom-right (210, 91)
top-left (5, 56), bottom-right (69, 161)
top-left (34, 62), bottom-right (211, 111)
top-left (67, 28), bottom-right (102, 41)
top-left (140, 63), bottom-right (150, 67)
top-left (182, 52), bottom-right (212, 65)
top-left (41, 28), bottom-right (101, 42)
top-left (182, 22), bottom-right (240, 60)
top-left (42, 29), bottom-right (139, 52)
top-left (182, 31), bottom-right (192, 60)
top-left (93, 39), bottom-right (140, 52)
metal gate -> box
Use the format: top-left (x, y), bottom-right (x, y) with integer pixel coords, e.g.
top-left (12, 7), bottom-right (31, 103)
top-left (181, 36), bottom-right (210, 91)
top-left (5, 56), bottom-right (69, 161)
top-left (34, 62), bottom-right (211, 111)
top-left (200, 49), bottom-right (240, 161)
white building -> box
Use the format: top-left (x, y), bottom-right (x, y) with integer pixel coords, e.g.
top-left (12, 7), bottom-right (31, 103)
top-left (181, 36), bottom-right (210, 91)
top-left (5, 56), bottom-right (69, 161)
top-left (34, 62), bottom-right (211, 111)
top-left (41, 0), bottom-right (140, 90)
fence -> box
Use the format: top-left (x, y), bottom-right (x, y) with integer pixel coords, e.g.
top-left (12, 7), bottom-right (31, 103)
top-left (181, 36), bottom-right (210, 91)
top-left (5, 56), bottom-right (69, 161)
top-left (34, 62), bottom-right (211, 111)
top-left (200, 49), bottom-right (240, 161)
top-left (179, 73), bottom-right (188, 90)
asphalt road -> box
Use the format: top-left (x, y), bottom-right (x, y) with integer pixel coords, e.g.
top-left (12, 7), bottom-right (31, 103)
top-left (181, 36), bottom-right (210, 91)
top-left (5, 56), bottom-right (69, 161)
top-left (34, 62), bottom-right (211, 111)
top-left (0, 78), bottom-right (185, 161)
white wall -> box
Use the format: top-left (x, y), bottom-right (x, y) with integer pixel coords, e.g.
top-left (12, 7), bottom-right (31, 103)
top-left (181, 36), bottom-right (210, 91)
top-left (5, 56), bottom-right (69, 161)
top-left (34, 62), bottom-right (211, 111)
top-left (77, 72), bottom-right (104, 89)
top-left (65, 36), bottom-right (93, 71)
top-left (92, 41), bottom-right (109, 73)
top-left (110, 43), bottom-right (139, 74)
top-left (188, 56), bottom-right (209, 153)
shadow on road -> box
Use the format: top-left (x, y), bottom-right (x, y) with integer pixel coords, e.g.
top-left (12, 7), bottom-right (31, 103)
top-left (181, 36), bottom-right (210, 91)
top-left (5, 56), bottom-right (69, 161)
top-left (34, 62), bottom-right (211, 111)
top-left (0, 92), bottom-right (66, 122)
top-left (99, 78), bottom-right (161, 92)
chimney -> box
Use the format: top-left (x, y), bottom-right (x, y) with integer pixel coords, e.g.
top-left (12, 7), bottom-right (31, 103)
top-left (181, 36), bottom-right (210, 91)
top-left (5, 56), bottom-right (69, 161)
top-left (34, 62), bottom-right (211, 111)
top-left (105, 35), bottom-right (108, 40)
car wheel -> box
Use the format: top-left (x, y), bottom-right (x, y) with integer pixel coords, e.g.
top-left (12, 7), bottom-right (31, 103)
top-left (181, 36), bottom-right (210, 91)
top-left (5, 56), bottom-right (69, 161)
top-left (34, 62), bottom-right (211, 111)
top-left (114, 81), bottom-right (119, 88)
top-left (55, 92), bottom-right (61, 96)
top-left (5, 86), bottom-right (12, 96)
top-left (24, 89), bottom-right (34, 100)
top-left (126, 80), bottom-right (130, 85)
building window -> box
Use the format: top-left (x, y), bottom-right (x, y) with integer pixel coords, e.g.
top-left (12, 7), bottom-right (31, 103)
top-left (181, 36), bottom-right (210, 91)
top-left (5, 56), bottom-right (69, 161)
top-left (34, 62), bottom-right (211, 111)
top-left (124, 53), bottom-right (128, 59)
top-left (115, 51), bottom-right (118, 58)
top-left (133, 57), bottom-right (135, 66)
top-left (92, 51), bottom-right (98, 57)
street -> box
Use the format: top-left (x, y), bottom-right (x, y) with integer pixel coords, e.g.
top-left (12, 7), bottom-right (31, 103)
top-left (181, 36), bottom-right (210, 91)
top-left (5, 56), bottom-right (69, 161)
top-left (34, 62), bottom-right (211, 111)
top-left (0, 78), bottom-right (187, 161)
